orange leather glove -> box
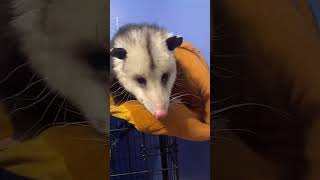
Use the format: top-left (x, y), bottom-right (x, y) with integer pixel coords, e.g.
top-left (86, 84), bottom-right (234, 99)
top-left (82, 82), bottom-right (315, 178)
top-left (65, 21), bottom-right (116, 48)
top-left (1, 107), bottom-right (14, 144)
top-left (110, 41), bottom-right (210, 141)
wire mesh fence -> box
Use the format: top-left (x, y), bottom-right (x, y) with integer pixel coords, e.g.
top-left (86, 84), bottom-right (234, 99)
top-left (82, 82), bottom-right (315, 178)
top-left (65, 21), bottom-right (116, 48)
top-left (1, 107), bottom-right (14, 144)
top-left (110, 117), bottom-right (179, 180)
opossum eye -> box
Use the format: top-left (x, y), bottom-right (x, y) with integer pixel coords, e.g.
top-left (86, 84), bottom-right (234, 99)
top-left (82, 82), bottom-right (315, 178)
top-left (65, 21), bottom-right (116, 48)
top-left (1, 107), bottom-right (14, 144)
top-left (161, 73), bottom-right (169, 85)
top-left (166, 36), bottom-right (183, 51)
top-left (135, 76), bottom-right (147, 86)
top-left (110, 48), bottom-right (127, 59)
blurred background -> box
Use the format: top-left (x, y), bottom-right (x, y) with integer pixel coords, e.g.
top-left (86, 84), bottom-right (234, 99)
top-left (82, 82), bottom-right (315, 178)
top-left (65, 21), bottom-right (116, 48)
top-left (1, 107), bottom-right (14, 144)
top-left (310, 0), bottom-right (320, 25)
top-left (110, 0), bottom-right (210, 180)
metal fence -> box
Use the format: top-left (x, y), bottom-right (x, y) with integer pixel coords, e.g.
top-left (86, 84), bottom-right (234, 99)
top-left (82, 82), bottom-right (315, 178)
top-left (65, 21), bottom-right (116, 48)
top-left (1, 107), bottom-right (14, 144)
top-left (110, 117), bottom-right (179, 180)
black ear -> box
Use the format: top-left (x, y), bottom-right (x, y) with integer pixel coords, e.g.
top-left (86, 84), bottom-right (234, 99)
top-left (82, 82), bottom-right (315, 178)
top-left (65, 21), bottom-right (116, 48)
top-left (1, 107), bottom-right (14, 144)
top-left (166, 36), bottom-right (183, 51)
top-left (110, 48), bottom-right (127, 60)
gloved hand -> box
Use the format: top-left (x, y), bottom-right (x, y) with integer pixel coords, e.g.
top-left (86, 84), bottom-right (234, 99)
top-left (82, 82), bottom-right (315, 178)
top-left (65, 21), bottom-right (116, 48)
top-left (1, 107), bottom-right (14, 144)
top-left (110, 41), bottom-right (210, 141)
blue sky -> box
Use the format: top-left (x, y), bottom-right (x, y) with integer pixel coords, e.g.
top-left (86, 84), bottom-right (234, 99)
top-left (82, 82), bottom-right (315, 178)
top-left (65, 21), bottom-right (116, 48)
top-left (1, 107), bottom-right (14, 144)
top-left (110, 0), bottom-right (210, 180)
top-left (110, 0), bottom-right (210, 63)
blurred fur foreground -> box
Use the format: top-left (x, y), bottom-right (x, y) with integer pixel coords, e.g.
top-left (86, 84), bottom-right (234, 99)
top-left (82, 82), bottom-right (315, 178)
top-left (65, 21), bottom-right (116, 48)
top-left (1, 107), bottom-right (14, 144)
top-left (213, 1), bottom-right (320, 180)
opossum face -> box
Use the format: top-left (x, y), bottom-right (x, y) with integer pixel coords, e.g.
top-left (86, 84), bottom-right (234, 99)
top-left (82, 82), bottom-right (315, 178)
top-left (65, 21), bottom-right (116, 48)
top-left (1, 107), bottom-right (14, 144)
top-left (111, 27), bottom-right (183, 119)
top-left (10, 0), bottom-right (109, 133)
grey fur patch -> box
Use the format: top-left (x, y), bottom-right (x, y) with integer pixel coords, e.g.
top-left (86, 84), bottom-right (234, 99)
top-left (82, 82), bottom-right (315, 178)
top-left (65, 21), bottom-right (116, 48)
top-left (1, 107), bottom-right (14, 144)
top-left (110, 23), bottom-right (167, 46)
top-left (110, 23), bottom-right (169, 71)
top-left (146, 32), bottom-right (156, 70)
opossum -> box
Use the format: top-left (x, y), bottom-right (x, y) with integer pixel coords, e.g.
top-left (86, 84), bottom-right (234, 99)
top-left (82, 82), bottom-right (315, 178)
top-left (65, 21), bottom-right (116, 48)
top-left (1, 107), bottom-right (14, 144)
top-left (110, 23), bottom-right (183, 119)
top-left (0, 0), bottom-right (109, 139)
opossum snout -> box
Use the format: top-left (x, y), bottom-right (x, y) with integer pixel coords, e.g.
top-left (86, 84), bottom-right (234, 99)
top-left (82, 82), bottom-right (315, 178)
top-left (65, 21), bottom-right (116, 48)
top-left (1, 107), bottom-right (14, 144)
top-left (154, 110), bottom-right (167, 119)
top-left (154, 103), bottom-right (168, 119)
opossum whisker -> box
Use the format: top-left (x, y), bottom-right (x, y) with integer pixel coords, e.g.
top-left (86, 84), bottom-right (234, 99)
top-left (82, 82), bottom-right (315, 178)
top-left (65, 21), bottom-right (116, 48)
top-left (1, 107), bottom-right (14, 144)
top-left (170, 92), bottom-right (181, 97)
top-left (18, 86), bottom-right (48, 101)
top-left (63, 102), bottom-right (68, 123)
top-left (112, 83), bottom-right (124, 91)
top-left (170, 93), bottom-right (201, 101)
top-left (53, 97), bottom-right (67, 126)
top-left (169, 103), bottom-right (186, 109)
top-left (112, 89), bottom-right (127, 98)
top-left (170, 92), bottom-right (188, 97)
top-left (49, 103), bottom-right (82, 115)
top-left (0, 78), bottom-right (46, 102)
top-left (18, 92), bottom-right (60, 141)
top-left (64, 108), bottom-right (82, 115)
top-left (26, 72), bottom-right (37, 85)
top-left (169, 99), bottom-right (189, 106)
top-left (170, 94), bottom-right (189, 100)
top-left (128, 94), bottom-right (134, 100)
top-left (169, 99), bottom-right (186, 105)
top-left (111, 86), bottom-right (125, 95)
top-left (169, 97), bottom-right (181, 101)
top-left (118, 92), bottom-right (130, 105)
top-left (211, 103), bottom-right (293, 120)
top-left (10, 89), bottom-right (53, 114)
top-left (111, 90), bottom-right (125, 97)
top-left (170, 101), bottom-right (193, 106)
top-left (211, 96), bottom-right (232, 104)
top-left (0, 62), bottom-right (30, 85)
top-left (40, 98), bottom-right (82, 114)
top-left (31, 121), bottom-right (91, 138)
top-left (173, 93), bottom-right (201, 98)
top-left (169, 98), bottom-right (183, 103)
top-left (65, 105), bottom-right (82, 117)
top-left (125, 92), bottom-right (132, 102)
top-left (123, 93), bottom-right (130, 102)
top-left (111, 80), bottom-right (120, 88)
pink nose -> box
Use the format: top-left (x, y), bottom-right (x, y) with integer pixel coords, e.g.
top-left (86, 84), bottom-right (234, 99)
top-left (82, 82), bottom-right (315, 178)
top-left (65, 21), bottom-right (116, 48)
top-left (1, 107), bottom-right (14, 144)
top-left (154, 110), bottom-right (167, 119)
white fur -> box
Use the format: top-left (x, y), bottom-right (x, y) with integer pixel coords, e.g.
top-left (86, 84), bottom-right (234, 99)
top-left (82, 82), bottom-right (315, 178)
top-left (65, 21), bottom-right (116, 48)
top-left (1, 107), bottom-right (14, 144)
top-left (10, 0), bottom-right (109, 134)
top-left (112, 26), bottom-right (177, 116)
